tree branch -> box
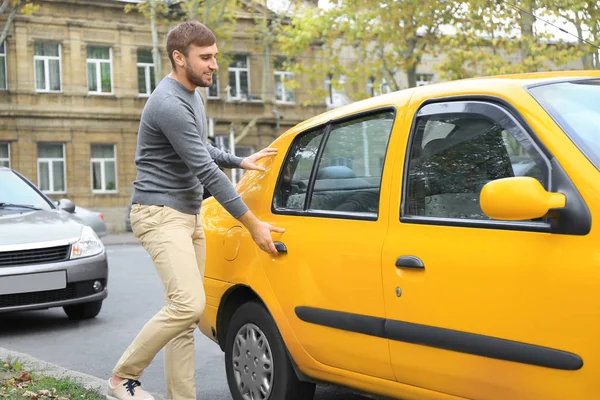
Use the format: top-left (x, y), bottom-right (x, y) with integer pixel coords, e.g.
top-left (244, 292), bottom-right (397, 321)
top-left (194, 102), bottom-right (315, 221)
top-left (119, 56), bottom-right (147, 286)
top-left (0, 1), bottom-right (21, 46)
top-left (234, 117), bottom-right (260, 144)
top-left (0, 1), bottom-right (9, 16)
top-left (217, 0), bottom-right (229, 24)
top-left (378, 39), bottom-right (400, 91)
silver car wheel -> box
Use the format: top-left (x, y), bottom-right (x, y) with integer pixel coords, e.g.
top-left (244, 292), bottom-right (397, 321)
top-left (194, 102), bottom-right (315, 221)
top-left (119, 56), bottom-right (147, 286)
top-left (232, 322), bottom-right (274, 400)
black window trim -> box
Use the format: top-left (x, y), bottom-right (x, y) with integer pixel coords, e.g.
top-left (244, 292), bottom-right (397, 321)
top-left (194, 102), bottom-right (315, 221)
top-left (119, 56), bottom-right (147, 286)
top-left (271, 106), bottom-right (398, 222)
top-left (524, 76), bottom-right (598, 90)
top-left (401, 97), bottom-right (555, 232)
top-left (304, 123), bottom-right (332, 210)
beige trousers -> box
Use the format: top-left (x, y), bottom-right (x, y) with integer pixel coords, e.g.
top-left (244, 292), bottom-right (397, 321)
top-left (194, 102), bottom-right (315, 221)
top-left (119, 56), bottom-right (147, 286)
top-left (113, 204), bottom-right (206, 400)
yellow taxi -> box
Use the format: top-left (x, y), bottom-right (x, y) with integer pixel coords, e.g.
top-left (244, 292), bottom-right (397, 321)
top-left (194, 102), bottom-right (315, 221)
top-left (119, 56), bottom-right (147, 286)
top-left (199, 71), bottom-right (600, 400)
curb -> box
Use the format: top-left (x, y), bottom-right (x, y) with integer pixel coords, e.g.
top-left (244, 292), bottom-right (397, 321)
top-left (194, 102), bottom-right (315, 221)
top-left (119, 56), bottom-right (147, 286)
top-left (0, 347), bottom-right (164, 400)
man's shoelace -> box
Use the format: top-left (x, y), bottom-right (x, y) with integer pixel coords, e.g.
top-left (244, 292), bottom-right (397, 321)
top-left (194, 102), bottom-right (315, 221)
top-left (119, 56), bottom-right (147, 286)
top-left (123, 379), bottom-right (142, 396)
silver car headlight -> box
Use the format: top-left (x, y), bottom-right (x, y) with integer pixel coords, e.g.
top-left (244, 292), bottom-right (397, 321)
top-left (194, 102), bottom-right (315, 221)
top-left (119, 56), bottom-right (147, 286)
top-left (71, 226), bottom-right (104, 259)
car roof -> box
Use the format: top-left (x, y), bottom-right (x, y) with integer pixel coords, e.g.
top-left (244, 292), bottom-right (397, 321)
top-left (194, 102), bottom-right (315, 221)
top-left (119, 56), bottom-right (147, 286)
top-left (284, 70), bottom-right (600, 140)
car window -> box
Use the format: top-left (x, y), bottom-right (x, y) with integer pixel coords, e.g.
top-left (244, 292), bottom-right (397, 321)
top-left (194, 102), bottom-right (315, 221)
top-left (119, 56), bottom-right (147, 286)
top-left (405, 110), bottom-right (547, 220)
top-left (529, 80), bottom-right (600, 171)
top-left (308, 111), bottom-right (395, 215)
top-left (273, 128), bottom-right (324, 210)
top-left (0, 171), bottom-right (54, 210)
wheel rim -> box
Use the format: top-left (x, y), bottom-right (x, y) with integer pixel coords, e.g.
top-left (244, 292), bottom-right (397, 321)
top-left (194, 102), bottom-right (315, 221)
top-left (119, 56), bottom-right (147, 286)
top-left (231, 323), bottom-right (274, 400)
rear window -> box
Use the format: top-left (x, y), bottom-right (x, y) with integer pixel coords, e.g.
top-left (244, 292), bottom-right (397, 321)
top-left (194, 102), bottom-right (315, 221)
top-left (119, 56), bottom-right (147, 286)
top-left (529, 79), bottom-right (600, 170)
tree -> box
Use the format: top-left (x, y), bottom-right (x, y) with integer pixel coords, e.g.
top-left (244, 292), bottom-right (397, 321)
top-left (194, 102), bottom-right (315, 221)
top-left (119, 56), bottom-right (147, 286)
top-left (125, 0), bottom-right (240, 88)
top-left (437, 0), bottom-right (588, 80)
top-left (275, 0), bottom-right (458, 102)
top-left (0, 0), bottom-right (38, 45)
top-left (552, 0), bottom-right (600, 69)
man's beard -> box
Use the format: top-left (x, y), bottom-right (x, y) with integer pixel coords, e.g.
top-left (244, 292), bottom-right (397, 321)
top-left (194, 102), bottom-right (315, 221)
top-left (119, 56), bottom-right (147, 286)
top-left (185, 62), bottom-right (211, 88)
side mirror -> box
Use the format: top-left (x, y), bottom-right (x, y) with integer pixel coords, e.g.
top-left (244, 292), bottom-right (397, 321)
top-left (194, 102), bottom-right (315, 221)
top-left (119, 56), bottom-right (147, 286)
top-left (480, 177), bottom-right (566, 221)
top-left (57, 198), bottom-right (76, 213)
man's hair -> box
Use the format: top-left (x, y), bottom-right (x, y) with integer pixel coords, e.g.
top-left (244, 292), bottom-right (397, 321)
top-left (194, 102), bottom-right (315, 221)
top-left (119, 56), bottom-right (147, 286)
top-left (166, 21), bottom-right (216, 69)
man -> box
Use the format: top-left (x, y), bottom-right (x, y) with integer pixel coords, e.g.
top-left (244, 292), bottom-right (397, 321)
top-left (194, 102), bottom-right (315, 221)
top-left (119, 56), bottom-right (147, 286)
top-left (107, 21), bottom-right (284, 400)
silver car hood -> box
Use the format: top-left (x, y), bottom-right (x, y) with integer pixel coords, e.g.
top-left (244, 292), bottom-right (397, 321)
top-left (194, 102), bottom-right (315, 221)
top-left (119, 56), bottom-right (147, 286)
top-left (0, 210), bottom-right (83, 246)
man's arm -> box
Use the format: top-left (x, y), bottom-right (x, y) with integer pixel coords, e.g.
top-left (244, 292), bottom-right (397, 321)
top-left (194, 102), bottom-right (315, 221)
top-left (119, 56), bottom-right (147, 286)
top-left (155, 98), bottom-right (282, 255)
top-left (207, 141), bottom-right (244, 169)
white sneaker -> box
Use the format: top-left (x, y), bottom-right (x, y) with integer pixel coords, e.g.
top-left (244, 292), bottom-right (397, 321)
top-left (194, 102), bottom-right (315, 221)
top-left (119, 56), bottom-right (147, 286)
top-left (107, 378), bottom-right (154, 400)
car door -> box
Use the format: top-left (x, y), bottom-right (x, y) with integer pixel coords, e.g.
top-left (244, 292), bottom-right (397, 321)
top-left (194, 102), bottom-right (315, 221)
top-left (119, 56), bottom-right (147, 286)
top-left (381, 99), bottom-right (599, 399)
top-left (257, 108), bottom-right (398, 380)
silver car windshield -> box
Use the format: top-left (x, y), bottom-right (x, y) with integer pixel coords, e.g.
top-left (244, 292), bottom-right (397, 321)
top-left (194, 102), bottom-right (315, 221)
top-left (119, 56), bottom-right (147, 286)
top-left (529, 79), bottom-right (600, 171)
top-left (0, 170), bottom-right (54, 210)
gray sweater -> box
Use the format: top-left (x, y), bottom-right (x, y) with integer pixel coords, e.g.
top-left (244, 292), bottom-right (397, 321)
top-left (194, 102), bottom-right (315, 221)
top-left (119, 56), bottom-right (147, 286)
top-left (131, 77), bottom-right (249, 218)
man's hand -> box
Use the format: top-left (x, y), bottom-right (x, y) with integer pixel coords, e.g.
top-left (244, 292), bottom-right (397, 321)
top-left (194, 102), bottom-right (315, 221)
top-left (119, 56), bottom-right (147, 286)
top-left (249, 221), bottom-right (285, 256)
top-left (238, 210), bottom-right (285, 256)
top-left (240, 148), bottom-right (278, 172)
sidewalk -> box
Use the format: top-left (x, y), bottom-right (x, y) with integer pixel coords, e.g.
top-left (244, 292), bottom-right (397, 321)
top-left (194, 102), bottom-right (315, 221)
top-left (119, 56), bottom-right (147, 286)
top-left (0, 347), bottom-right (164, 400)
top-left (101, 232), bottom-right (140, 247)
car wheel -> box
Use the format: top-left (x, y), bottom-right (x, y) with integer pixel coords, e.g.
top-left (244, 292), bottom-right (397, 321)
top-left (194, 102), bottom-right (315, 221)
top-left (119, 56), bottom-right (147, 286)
top-left (63, 300), bottom-right (103, 320)
top-left (225, 301), bottom-right (316, 400)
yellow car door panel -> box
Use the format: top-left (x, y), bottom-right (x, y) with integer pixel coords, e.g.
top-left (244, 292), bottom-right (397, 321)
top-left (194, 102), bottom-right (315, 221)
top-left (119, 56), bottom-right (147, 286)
top-left (258, 108), bottom-right (401, 380)
top-left (382, 97), bottom-right (598, 399)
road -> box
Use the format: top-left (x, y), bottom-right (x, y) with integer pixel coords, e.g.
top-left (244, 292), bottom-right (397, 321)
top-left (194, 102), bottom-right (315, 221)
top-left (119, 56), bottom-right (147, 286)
top-left (0, 245), bottom-right (384, 400)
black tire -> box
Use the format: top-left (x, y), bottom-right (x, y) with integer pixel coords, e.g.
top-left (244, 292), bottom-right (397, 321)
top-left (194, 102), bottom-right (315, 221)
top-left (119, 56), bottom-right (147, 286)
top-left (225, 301), bottom-right (316, 400)
top-left (63, 300), bottom-right (103, 320)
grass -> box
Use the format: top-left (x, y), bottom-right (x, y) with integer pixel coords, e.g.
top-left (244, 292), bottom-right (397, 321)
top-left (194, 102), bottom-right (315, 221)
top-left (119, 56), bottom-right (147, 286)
top-left (0, 358), bottom-right (104, 400)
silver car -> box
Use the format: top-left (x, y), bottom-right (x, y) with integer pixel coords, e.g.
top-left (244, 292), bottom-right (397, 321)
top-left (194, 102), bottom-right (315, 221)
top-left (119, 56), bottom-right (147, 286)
top-left (73, 206), bottom-right (107, 237)
top-left (0, 167), bottom-right (108, 320)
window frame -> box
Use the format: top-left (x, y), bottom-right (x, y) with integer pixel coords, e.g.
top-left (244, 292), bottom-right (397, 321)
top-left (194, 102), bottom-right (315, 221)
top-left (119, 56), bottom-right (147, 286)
top-left (90, 144), bottom-right (118, 194)
top-left (0, 41), bottom-right (6, 91)
top-left (33, 42), bottom-right (62, 93)
top-left (272, 106), bottom-right (397, 221)
top-left (401, 98), bottom-right (554, 232)
top-left (137, 49), bottom-right (155, 97)
top-left (37, 142), bottom-right (67, 194)
top-left (87, 46), bottom-right (113, 95)
top-left (228, 55), bottom-right (250, 101)
top-left (206, 73), bottom-right (220, 99)
top-left (274, 70), bottom-right (295, 104)
top-left (0, 142), bottom-right (10, 168)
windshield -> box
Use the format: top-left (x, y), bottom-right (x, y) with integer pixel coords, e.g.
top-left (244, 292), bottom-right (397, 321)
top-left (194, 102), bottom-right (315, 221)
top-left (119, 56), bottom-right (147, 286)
top-left (0, 170), bottom-right (54, 210)
top-left (529, 79), bottom-right (600, 170)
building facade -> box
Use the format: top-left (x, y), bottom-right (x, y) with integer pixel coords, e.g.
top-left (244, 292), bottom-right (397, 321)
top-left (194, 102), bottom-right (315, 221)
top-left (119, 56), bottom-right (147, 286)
top-left (0, 0), bottom-right (325, 233)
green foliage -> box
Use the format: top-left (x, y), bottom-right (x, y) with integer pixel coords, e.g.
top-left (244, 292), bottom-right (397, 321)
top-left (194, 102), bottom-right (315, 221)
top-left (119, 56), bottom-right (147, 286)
top-left (437, 0), bottom-right (589, 80)
top-left (126, 0), bottom-right (240, 44)
top-left (276, 0), bottom-right (457, 101)
top-left (275, 0), bottom-right (591, 101)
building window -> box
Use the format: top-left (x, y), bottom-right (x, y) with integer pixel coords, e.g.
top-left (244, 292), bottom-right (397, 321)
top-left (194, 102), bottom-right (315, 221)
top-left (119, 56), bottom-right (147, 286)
top-left (34, 42), bottom-right (61, 92)
top-left (416, 73), bottom-right (434, 87)
top-left (38, 143), bottom-right (66, 193)
top-left (0, 143), bottom-right (9, 168)
top-left (228, 55), bottom-right (250, 101)
top-left (206, 73), bottom-right (219, 99)
top-left (0, 42), bottom-right (6, 90)
top-left (137, 49), bottom-right (156, 96)
top-left (87, 46), bottom-right (112, 94)
top-left (91, 144), bottom-right (117, 193)
top-left (274, 57), bottom-right (295, 104)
